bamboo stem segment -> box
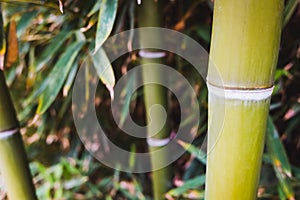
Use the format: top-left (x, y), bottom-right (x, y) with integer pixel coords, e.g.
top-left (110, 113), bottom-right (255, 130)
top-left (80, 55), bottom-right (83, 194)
top-left (205, 0), bottom-right (283, 199)
top-left (138, 1), bottom-right (172, 199)
top-left (0, 129), bottom-right (37, 200)
top-left (0, 67), bottom-right (37, 199)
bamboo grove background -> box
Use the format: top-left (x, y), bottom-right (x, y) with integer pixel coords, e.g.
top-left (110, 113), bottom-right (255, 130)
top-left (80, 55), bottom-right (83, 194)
top-left (0, 0), bottom-right (299, 199)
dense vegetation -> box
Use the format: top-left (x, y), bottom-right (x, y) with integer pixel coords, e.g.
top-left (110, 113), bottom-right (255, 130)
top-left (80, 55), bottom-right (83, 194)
top-left (0, 0), bottom-right (299, 199)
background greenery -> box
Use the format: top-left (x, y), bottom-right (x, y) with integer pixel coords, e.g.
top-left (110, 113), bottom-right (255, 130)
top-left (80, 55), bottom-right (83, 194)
top-left (0, 0), bottom-right (299, 199)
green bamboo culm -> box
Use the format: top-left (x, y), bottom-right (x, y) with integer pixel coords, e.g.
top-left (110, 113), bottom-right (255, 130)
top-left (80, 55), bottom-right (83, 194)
top-left (0, 5), bottom-right (37, 200)
top-left (138, 1), bottom-right (172, 199)
top-left (205, 0), bottom-right (283, 199)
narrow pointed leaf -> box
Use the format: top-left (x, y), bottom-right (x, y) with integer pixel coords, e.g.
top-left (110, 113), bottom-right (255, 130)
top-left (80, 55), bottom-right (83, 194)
top-left (88, 1), bottom-right (101, 17)
top-left (16, 10), bottom-right (39, 37)
top-left (95, 0), bottom-right (118, 51)
top-left (266, 117), bottom-right (295, 199)
top-left (63, 62), bottom-right (79, 97)
top-left (266, 116), bottom-right (292, 177)
top-left (283, 0), bottom-right (299, 26)
top-left (177, 140), bottom-right (206, 165)
top-left (37, 41), bottom-right (85, 114)
top-left (35, 31), bottom-right (72, 71)
top-left (91, 47), bottom-right (115, 99)
top-left (119, 73), bottom-right (136, 127)
top-left (166, 175), bottom-right (206, 197)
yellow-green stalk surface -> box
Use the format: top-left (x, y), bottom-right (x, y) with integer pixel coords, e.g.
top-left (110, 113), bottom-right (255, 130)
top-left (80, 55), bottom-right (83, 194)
top-left (206, 95), bottom-right (270, 199)
top-left (207, 0), bottom-right (283, 89)
top-left (0, 65), bottom-right (37, 200)
top-left (0, 133), bottom-right (37, 200)
top-left (206, 0), bottom-right (283, 199)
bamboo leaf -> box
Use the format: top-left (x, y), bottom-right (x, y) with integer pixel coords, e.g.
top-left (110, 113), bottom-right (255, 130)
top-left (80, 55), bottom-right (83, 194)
top-left (24, 31), bottom-right (73, 106)
top-left (195, 24), bottom-right (211, 43)
top-left (166, 175), bottom-right (205, 197)
top-left (87, 1), bottom-right (101, 17)
top-left (63, 62), bottom-right (79, 97)
top-left (16, 10), bottom-right (39, 38)
top-left (95, 0), bottom-right (118, 51)
top-left (283, 0), bottom-right (299, 26)
top-left (91, 47), bottom-right (115, 99)
top-left (35, 31), bottom-right (72, 71)
top-left (266, 116), bottom-right (295, 199)
top-left (119, 73), bottom-right (136, 127)
top-left (177, 140), bottom-right (206, 165)
top-left (266, 116), bottom-right (292, 177)
top-left (37, 41), bottom-right (85, 114)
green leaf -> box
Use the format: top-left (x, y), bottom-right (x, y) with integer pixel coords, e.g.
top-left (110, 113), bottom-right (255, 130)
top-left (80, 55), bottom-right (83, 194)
top-left (266, 116), bottom-right (295, 199)
top-left (87, 0), bottom-right (101, 17)
top-left (266, 116), bottom-right (292, 177)
top-left (37, 41), bottom-right (85, 114)
top-left (91, 47), bottom-right (115, 99)
top-left (195, 24), bottom-right (211, 43)
top-left (166, 175), bottom-right (205, 197)
top-left (95, 0), bottom-right (118, 51)
top-left (177, 140), bottom-right (206, 165)
top-left (283, 0), bottom-right (299, 26)
top-left (35, 31), bottom-right (72, 71)
top-left (119, 73), bottom-right (136, 127)
top-left (63, 62), bottom-right (79, 97)
top-left (16, 10), bottom-right (39, 37)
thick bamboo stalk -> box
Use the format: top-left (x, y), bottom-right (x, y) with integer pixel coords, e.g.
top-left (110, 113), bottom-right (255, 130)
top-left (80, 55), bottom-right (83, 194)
top-left (138, 1), bottom-right (172, 199)
top-left (205, 0), bottom-right (283, 199)
top-left (0, 71), bottom-right (37, 200)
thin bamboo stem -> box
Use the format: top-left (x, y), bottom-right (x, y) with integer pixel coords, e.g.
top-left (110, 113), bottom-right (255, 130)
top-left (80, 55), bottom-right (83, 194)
top-left (138, 1), bottom-right (172, 199)
top-left (205, 0), bottom-right (283, 199)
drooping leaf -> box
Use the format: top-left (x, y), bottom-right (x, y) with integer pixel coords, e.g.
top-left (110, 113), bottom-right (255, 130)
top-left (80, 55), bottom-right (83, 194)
top-left (91, 47), bottom-right (115, 99)
top-left (24, 32), bottom-right (73, 106)
top-left (95, 0), bottom-right (118, 51)
top-left (37, 41), bottom-right (85, 114)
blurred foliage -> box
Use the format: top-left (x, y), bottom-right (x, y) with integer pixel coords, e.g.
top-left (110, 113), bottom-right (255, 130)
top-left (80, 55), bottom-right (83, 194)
top-left (0, 0), bottom-right (299, 199)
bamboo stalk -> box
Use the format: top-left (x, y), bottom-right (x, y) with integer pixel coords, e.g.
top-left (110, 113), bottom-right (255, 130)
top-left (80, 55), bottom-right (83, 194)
top-left (0, 5), bottom-right (37, 199)
top-left (205, 0), bottom-right (283, 199)
top-left (0, 71), bottom-right (37, 200)
top-left (138, 1), bottom-right (172, 199)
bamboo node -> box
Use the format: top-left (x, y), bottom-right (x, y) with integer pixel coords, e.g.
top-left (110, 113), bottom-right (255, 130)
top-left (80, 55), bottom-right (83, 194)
top-left (207, 83), bottom-right (274, 101)
top-left (0, 128), bottom-right (18, 140)
top-left (139, 50), bottom-right (167, 59)
top-left (147, 137), bottom-right (170, 147)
